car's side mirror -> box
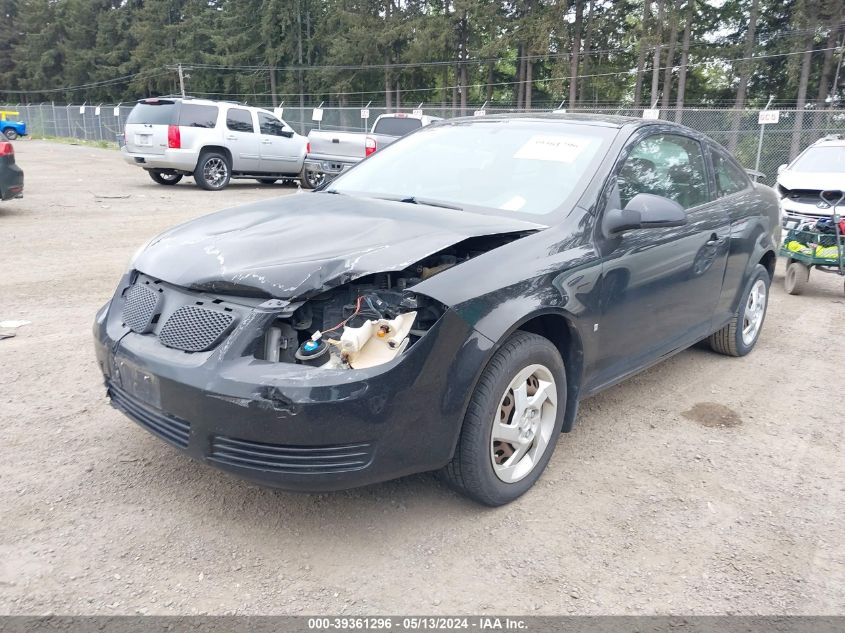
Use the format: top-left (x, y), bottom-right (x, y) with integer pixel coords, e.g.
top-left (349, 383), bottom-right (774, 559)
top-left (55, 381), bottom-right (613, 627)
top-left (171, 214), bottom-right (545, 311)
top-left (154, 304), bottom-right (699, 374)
top-left (279, 130), bottom-right (294, 138)
top-left (777, 164), bottom-right (787, 174)
top-left (603, 193), bottom-right (687, 235)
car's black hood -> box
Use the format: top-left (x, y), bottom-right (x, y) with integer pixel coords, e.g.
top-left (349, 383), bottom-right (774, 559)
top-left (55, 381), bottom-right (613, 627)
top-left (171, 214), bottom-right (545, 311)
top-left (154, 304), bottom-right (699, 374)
top-left (134, 193), bottom-right (546, 300)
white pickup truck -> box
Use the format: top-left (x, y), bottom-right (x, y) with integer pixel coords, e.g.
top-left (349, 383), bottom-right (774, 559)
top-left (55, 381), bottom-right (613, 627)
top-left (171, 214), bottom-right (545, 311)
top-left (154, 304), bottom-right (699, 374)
top-left (304, 113), bottom-right (441, 184)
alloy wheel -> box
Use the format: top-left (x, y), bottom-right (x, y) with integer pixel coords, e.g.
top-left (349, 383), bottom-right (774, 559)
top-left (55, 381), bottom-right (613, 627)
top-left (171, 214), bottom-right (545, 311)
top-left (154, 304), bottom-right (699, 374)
top-left (490, 364), bottom-right (558, 484)
top-left (742, 279), bottom-right (767, 346)
top-left (203, 158), bottom-right (228, 188)
top-left (306, 170), bottom-right (325, 188)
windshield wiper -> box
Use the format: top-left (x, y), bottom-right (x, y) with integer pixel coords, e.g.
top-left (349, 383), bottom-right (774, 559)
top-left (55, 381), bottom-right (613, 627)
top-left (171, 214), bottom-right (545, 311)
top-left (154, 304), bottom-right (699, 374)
top-left (374, 194), bottom-right (463, 211)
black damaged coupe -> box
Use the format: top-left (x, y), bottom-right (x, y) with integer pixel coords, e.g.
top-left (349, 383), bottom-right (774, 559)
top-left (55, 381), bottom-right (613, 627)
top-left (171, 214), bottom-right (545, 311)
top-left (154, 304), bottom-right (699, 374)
top-left (94, 114), bottom-right (780, 505)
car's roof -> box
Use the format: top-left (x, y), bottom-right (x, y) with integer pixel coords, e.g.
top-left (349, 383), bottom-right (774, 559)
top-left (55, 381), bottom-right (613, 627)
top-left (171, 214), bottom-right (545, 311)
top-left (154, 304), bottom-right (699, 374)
top-left (138, 96), bottom-right (247, 108)
top-left (443, 111), bottom-right (691, 131)
top-left (809, 135), bottom-right (845, 148)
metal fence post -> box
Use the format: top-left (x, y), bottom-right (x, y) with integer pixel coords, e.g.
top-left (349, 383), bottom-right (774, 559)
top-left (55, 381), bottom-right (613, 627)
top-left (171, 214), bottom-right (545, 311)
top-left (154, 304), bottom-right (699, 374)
top-left (753, 125), bottom-right (766, 182)
top-left (753, 96), bottom-right (775, 182)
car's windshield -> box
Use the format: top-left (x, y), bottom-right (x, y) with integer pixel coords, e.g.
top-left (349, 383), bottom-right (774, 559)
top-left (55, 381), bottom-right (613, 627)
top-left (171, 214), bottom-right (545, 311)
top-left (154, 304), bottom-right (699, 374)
top-left (792, 145), bottom-right (845, 173)
top-left (331, 120), bottom-right (615, 217)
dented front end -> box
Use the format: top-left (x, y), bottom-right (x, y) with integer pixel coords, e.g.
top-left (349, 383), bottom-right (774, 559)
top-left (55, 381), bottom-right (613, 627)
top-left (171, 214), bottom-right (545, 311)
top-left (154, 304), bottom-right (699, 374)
top-left (94, 267), bottom-right (497, 489)
top-left (90, 204), bottom-right (551, 488)
top-left (94, 193), bottom-right (549, 488)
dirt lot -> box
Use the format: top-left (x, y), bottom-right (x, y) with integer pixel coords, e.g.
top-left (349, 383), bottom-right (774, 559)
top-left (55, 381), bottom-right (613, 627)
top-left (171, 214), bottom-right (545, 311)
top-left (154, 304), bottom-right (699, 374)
top-left (1, 140), bottom-right (843, 616)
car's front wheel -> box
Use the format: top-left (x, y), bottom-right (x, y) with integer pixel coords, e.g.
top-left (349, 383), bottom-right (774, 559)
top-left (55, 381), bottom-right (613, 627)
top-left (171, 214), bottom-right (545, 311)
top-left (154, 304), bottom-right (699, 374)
top-left (194, 152), bottom-right (231, 191)
top-left (148, 170), bottom-right (183, 186)
top-left (3, 128), bottom-right (17, 140)
top-left (709, 263), bottom-right (770, 357)
top-left (442, 331), bottom-right (566, 506)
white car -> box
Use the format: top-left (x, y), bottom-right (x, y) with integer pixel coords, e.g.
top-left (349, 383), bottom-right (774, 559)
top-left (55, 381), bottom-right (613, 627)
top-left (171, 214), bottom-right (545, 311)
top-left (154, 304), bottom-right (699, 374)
top-left (777, 135), bottom-right (845, 228)
top-left (122, 97), bottom-right (313, 190)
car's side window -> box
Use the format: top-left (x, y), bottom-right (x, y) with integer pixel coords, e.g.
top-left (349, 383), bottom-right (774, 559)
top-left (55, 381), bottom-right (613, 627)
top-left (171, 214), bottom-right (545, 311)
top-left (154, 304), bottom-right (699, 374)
top-left (711, 148), bottom-right (751, 197)
top-left (618, 133), bottom-right (709, 210)
top-left (179, 104), bottom-right (218, 129)
top-left (226, 108), bottom-right (254, 133)
top-left (258, 113), bottom-right (286, 137)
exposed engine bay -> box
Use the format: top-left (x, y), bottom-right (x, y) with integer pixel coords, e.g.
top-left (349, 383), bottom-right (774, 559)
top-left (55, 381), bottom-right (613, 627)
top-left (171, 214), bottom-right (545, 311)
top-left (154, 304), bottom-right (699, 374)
top-left (258, 233), bottom-right (526, 369)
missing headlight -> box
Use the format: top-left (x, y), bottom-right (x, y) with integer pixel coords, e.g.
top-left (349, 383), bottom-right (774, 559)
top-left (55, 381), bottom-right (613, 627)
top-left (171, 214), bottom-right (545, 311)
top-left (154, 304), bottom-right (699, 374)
top-left (257, 275), bottom-right (445, 370)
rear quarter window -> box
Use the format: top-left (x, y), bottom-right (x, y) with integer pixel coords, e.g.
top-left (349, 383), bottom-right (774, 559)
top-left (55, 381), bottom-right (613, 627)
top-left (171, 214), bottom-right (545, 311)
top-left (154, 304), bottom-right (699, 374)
top-left (372, 117), bottom-right (422, 137)
top-left (126, 102), bottom-right (177, 125)
top-left (711, 148), bottom-right (750, 197)
top-left (179, 104), bottom-right (219, 129)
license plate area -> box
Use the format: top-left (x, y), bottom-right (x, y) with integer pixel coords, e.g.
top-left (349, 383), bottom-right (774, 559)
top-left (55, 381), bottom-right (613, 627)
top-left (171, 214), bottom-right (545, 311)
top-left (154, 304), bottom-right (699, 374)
top-left (115, 357), bottom-right (161, 409)
top-left (135, 134), bottom-right (152, 147)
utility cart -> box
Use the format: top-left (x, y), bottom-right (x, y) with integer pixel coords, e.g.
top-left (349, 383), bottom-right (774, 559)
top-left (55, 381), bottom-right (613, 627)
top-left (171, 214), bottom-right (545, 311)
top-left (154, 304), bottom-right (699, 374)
top-left (781, 189), bottom-right (845, 295)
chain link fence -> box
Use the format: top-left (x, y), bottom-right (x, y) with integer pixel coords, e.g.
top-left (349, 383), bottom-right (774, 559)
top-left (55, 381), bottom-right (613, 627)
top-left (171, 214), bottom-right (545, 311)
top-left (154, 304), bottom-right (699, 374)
top-left (4, 102), bottom-right (844, 186)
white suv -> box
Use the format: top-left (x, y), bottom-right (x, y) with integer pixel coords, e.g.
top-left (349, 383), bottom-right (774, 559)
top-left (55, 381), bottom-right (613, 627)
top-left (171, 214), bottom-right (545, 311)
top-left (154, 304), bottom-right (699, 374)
top-left (777, 135), bottom-right (845, 227)
top-left (122, 97), bottom-right (318, 190)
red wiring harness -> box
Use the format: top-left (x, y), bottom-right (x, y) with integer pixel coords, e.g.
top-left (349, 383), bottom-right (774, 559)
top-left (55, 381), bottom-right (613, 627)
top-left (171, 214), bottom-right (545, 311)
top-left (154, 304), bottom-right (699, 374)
top-left (318, 295), bottom-right (365, 338)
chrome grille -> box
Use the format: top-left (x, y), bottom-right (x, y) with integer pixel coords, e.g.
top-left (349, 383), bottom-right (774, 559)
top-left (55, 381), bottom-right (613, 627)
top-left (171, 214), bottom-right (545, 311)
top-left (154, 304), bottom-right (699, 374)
top-left (158, 305), bottom-right (234, 352)
top-left (122, 283), bottom-right (160, 333)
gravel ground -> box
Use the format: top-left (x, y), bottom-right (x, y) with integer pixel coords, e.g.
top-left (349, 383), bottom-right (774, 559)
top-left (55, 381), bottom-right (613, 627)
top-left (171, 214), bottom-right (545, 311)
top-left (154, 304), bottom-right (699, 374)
top-left (1, 140), bottom-right (843, 616)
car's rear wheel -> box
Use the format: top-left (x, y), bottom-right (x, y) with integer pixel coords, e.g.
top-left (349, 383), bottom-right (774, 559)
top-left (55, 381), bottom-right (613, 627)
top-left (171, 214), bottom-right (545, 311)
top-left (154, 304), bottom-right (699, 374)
top-left (3, 128), bottom-right (17, 140)
top-left (784, 261), bottom-right (810, 295)
top-left (709, 263), bottom-right (770, 357)
top-left (300, 170), bottom-right (324, 190)
top-left (148, 170), bottom-right (182, 186)
top-left (257, 178), bottom-right (278, 185)
top-left (442, 331), bottom-right (566, 506)
top-left (194, 152), bottom-right (231, 191)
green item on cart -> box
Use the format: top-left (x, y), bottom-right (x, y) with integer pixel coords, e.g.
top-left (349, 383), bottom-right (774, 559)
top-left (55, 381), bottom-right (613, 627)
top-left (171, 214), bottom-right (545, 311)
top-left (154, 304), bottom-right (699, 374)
top-left (815, 244), bottom-right (840, 259)
top-left (787, 240), bottom-right (814, 256)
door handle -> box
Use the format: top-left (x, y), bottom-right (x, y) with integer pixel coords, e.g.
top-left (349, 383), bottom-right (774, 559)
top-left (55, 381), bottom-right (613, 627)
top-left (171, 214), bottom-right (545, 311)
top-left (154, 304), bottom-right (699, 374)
top-left (225, 135), bottom-right (237, 140)
top-left (706, 233), bottom-right (726, 246)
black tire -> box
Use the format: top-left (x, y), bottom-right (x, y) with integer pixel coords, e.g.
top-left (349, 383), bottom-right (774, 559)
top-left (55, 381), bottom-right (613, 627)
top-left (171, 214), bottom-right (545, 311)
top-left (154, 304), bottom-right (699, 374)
top-left (194, 151), bottom-right (231, 191)
top-left (784, 261), bottom-right (810, 295)
top-left (300, 170), bottom-right (324, 190)
top-left (257, 178), bottom-right (278, 185)
top-left (3, 128), bottom-right (17, 140)
top-left (441, 331), bottom-right (566, 506)
top-left (148, 170), bottom-right (183, 186)
top-left (708, 263), bottom-right (771, 357)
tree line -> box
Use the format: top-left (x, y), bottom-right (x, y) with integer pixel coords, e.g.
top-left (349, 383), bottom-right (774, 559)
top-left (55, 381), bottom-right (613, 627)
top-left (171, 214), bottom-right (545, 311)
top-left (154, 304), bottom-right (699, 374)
top-left (0, 0), bottom-right (843, 113)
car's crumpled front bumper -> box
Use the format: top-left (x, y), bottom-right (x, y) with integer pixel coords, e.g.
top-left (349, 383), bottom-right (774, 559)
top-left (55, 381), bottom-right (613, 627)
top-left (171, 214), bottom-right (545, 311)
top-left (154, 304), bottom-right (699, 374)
top-left (93, 273), bottom-right (493, 491)
top-left (779, 197), bottom-right (838, 228)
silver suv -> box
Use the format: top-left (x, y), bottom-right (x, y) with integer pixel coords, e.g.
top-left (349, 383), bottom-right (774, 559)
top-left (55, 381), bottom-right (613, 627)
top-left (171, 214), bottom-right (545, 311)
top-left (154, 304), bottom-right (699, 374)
top-left (122, 97), bottom-right (316, 190)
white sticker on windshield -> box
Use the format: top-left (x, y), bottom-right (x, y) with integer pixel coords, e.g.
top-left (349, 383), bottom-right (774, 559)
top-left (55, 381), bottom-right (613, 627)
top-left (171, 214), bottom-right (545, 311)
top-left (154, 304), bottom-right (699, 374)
top-left (513, 135), bottom-right (592, 163)
top-left (500, 195), bottom-right (526, 211)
